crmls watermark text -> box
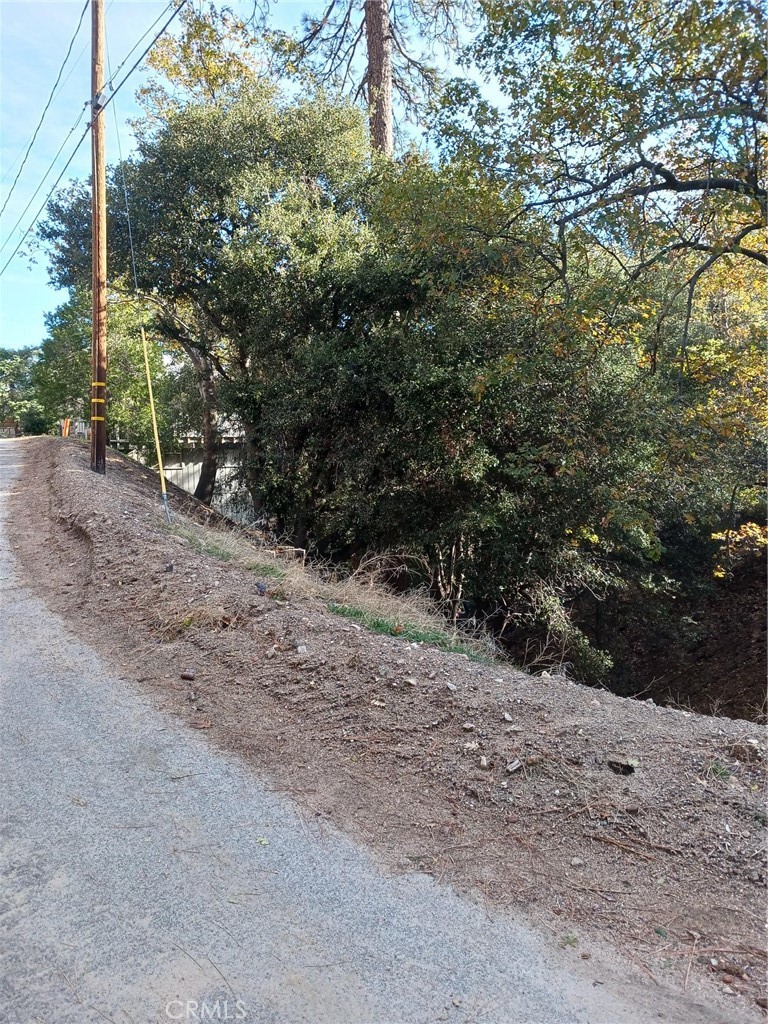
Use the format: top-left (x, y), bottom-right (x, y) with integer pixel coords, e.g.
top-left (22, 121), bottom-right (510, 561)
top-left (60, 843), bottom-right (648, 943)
top-left (165, 999), bottom-right (248, 1021)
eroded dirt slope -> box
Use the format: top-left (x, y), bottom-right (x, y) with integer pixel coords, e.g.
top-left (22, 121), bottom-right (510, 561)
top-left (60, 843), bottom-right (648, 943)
top-left (9, 437), bottom-right (768, 1015)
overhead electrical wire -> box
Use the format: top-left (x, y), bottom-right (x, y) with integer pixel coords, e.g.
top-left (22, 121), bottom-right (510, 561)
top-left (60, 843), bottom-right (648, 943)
top-left (21, 0), bottom-right (116, 139)
top-left (2, 0), bottom-right (171, 197)
top-left (0, 2), bottom-right (126, 188)
top-left (102, 0), bottom-right (177, 98)
top-left (0, 106), bottom-right (90, 270)
top-left (27, 1), bottom-right (137, 137)
top-left (100, 0), bottom-right (191, 119)
top-left (0, 0), bottom-right (90, 216)
top-left (0, 0), bottom-right (191, 280)
top-left (107, 30), bottom-right (172, 522)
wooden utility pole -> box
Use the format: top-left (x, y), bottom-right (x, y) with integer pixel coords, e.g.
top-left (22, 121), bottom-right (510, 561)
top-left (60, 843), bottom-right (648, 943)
top-left (90, 0), bottom-right (107, 474)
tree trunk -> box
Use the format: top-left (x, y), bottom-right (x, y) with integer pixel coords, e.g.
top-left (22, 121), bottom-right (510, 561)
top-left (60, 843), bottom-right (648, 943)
top-left (364, 0), bottom-right (393, 156)
top-left (184, 347), bottom-right (219, 506)
top-left (194, 391), bottom-right (218, 505)
top-left (240, 416), bottom-right (264, 521)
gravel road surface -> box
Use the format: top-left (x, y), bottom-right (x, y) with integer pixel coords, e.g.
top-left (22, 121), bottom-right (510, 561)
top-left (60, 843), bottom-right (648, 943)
top-left (0, 441), bottom-right (736, 1024)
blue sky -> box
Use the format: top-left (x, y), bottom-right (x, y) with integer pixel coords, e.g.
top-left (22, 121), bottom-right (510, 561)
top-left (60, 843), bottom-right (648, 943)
top-left (0, 1), bottom-right (326, 350)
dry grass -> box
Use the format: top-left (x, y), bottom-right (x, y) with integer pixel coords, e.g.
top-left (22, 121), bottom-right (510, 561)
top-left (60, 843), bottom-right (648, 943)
top-left (163, 519), bottom-right (495, 660)
top-left (154, 603), bottom-right (249, 640)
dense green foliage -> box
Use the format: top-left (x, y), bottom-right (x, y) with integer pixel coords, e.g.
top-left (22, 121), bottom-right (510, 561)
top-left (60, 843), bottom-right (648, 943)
top-left (31, 290), bottom-right (196, 458)
top-left (36, 2), bottom-right (766, 687)
top-left (0, 347), bottom-right (51, 433)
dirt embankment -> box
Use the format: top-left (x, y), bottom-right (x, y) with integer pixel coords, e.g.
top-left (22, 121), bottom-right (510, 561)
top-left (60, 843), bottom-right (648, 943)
top-left (9, 437), bottom-right (768, 1016)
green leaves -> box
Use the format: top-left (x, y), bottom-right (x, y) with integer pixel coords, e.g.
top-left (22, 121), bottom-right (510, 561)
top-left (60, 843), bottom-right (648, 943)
top-left (0, 347), bottom-right (50, 433)
top-left (33, 289), bottom-right (191, 457)
top-left (441, 0), bottom-right (766, 283)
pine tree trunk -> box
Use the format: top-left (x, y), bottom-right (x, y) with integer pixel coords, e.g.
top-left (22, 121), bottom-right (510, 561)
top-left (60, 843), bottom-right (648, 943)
top-left (364, 0), bottom-right (393, 156)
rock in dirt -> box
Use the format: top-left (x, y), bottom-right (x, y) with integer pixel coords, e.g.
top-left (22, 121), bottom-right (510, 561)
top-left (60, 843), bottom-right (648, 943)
top-left (730, 739), bottom-right (763, 763)
top-left (180, 670), bottom-right (196, 681)
top-left (462, 722), bottom-right (476, 731)
top-left (607, 757), bottom-right (638, 775)
top-left (571, 857), bottom-right (585, 867)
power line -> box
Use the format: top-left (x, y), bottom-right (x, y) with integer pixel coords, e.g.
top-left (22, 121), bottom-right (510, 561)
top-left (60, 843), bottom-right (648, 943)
top-left (103, 0), bottom-right (177, 96)
top-left (0, 0), bottom-right (191, 280)
top-left (0, 105), bottom-right (89, 260)
top-left (0, 3), bottom-right (92, 188)
top-left (100, 0), bottom-right (191, 117)
top-left (0, 3), bottom-right (122, 188)
top-left (0, 0), bottom-right (168, 192)
top-left (0, 0), bottom-right (89, 217)
top-left (106, 38), bottom-right (140, 292)
top-left (53, 0), bottom-right (120, 102)
top-left (0, 118), bottom-right (90, 278)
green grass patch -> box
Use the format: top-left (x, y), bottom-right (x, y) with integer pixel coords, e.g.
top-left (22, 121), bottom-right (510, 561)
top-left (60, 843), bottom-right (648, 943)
top-left (197, 541), bottom-right (235, 561)
top-left (706, 758), bottom-right (731, 782)
top-left (328, 602), bottom-right (491, 661)
top-left (246, 560), bottom-right (287, 580)
top-left (167, 524), bottom-right (235, 562)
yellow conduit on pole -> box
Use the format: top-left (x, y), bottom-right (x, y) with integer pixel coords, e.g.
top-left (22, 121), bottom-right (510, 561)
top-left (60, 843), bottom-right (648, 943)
top-left (141, 325), bottom-right (171, 523)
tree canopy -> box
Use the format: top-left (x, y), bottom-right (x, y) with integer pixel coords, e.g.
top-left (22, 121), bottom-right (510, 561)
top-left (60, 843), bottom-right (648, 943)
top-left (440, 0), bottom-right (766, 300)
top-left (0, 347), bottom-right (50, 433)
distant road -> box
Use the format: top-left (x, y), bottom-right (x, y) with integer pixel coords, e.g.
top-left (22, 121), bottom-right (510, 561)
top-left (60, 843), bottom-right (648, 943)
top-left (0, 439), bottom-right (736, 1024)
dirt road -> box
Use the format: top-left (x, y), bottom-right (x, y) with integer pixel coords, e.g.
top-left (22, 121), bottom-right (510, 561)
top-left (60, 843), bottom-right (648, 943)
top-left (0, 440), bottom-right (748, 1023)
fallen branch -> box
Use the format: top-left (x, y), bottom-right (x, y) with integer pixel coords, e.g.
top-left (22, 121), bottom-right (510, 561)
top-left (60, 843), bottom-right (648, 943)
top-left (588, 834), bottom-right (657, 861)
